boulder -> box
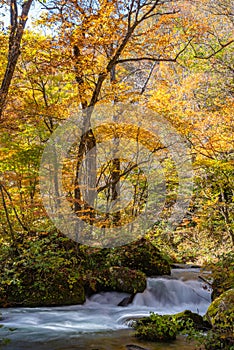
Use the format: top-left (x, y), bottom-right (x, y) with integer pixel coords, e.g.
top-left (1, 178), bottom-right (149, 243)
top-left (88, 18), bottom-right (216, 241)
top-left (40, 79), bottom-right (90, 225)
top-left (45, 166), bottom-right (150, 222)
top-left (204, 289), bottom-right (234, 349)
top-left (0, 267), bottom-right (85, 307)
top-left (118, 294), bottom-right (135, 306)
top-left (107, 238), bottom-right (171, 276)
top-left (209, 252), bottom-right (234, 300)
top-left (86, 266), bottom-right (146, 295)
top-left (174, 310), bottom-right (211, 331)
top-left (206, 288), bottom-right (234, 333)
top-left (133, 310), bottom-right (212, 343)
top-left (133, 313), bottom-right (177, 342)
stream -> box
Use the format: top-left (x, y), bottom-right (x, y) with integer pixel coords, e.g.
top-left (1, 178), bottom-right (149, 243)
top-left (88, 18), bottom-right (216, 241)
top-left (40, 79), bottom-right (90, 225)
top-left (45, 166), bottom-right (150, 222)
top-left (0, 268), bottom-right (212, 350)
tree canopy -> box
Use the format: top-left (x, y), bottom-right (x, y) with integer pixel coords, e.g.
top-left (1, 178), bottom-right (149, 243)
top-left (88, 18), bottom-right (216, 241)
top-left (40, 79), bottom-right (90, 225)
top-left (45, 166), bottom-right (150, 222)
top-left (0, 0), bottom-right (233, 259)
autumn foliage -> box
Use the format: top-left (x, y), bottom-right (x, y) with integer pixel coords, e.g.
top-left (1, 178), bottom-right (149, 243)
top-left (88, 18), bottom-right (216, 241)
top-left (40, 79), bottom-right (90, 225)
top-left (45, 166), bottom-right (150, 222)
top-left (0, 0), bottom-right (233, 260)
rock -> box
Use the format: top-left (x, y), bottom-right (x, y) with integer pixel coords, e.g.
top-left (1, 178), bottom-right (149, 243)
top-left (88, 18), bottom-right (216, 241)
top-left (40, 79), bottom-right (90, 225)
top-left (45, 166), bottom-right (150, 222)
top-left (133, 313), bottom-right (177, 342)
top-left (206, 288), bottom-right (234, 331)
top-left (126, 345), bottom-right (149, 350)
top-left (118, 293), bottom-right (135, 306)
top-left (108, 238), bottom-right (171, 276)
top-left (174, 310), bottom-right (211, 331)
top-left (0, 267), bottom-right (85, 307)
top-left (133, 310), bottom-right (212, 343)
top-left (205, 289), bottom-right (234, 348)
top-left (86, 266), bottom-right (146, 295)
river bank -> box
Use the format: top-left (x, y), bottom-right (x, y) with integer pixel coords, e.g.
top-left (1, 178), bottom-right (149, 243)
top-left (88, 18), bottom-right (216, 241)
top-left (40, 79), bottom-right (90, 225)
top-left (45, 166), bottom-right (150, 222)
top-left (0, 329), bottom-right (197, 350)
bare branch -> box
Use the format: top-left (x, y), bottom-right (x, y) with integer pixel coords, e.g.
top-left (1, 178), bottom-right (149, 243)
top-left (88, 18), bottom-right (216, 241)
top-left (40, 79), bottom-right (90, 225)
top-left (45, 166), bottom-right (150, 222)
top-left (117, 56), bottom-right (177, 63)
top-left (116, 38), bottom-right (194, 65)
top-left (194, 40), bottom-right (234, 59)
top-left (140, 61), bottom-right (157, 94)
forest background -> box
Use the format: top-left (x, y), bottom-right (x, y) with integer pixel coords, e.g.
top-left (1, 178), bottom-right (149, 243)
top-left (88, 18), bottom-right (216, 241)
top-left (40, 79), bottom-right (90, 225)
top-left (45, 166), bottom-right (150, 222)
top-left (0, 0), bottom-right (233, 300)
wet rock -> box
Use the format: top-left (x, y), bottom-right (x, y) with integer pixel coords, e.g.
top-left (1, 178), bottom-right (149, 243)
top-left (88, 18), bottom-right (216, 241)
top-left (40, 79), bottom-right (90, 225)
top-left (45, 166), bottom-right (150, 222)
top-left (126, 345), bottom-right (149, 350)
top-left (118, 293), bottom-right (135, 306)
top-left (171, 263), bottom-right (201, 269)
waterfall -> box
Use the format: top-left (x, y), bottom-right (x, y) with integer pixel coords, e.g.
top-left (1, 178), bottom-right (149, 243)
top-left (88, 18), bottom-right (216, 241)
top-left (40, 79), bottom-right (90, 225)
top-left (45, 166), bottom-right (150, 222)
top-left (86, 275), bottom-right (211, 314)
top-left (0, 270), bottom-right (212, 350)
top-left (132, 278), bottom-right (211, 312)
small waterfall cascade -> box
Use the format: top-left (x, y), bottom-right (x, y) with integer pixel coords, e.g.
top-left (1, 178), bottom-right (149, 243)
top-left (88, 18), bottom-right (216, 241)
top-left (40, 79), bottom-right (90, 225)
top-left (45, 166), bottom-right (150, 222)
top-left (0, 269), bottom-right (212, 350)
top-left (132, 277), bottom-right (211, 314)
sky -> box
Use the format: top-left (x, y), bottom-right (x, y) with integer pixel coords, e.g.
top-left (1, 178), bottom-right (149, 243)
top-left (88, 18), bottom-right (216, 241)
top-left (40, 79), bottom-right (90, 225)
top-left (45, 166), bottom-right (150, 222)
top-left (0, 1), bottom-right (45, 31)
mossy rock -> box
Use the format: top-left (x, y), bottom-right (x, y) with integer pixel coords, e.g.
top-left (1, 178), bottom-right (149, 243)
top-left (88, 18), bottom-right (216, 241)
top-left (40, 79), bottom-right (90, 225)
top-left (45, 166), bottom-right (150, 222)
top-left (0, 267), bottom-right (85, 307)
top-left (133, 310), bottom-right (212, 343)
top-left (174, 310), bottom-right (211, 331)
top-left (203, 289), bottom-right (234, 349)
top-left (84, 247), bottom-right (110, 270)
top-left (85, 266), bottom-right (146, 295)
top-left (133, 313), bottom-right (177, 342)
top-left (206, 288), bottom-right (234, 336)
top-left (107, 238), bottom-right (171, 276)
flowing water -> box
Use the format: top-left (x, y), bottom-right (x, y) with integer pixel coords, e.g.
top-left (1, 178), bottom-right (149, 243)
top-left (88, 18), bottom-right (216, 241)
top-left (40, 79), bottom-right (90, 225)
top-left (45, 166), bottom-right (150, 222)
top-left (0, 269), bottom-right (211, 350)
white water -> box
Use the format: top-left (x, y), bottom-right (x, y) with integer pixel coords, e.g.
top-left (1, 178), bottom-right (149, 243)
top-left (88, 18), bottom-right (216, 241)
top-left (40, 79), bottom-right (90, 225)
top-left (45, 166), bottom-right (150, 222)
top-left (0, 269), bottom-right (211, 349)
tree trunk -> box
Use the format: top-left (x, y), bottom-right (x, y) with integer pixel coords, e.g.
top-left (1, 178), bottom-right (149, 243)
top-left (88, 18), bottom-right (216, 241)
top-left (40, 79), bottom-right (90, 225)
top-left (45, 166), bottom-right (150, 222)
top-left (0, 0), bottom-right (33, 120)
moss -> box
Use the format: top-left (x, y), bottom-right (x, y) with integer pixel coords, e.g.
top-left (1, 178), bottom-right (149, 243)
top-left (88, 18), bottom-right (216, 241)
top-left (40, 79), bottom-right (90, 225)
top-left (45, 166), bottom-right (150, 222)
top-left (85, 266), bottom-right (146, 295)
top-left (206, 288), bottom-right (234, 332)
top-left (203, 289), bottom-right (234, 349)
top-left (107, 238), bottom-right (171, 276)
top-left (133, 313), bottom-right (177, 342)
top-left (174, 310), bottom-right (211, 331)
top-left (133, 311), bottom-right (212, 343)
top-left (0, 267), bottom-right (85, 307)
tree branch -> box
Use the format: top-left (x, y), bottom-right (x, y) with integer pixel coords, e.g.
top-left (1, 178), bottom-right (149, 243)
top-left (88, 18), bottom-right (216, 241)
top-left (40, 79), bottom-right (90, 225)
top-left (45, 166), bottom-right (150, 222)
top-left (194, 40), bottom-right (234, 59)
top-left (116, 38), bottom-right (194, 64)
top-left (117, 56), bottom-right (177, 63)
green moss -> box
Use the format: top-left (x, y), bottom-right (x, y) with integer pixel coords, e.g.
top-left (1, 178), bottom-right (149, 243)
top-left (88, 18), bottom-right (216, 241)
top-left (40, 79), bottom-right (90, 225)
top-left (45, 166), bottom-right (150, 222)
top-left (133, 313), bottom-right (177, 342)
top-left (174, 310), bottom-right (211, 331)
top-left (85, 266), bottom-right (146, 294)
top-left (206, 289), bottom-right (234, 332)
top-left (1, 267), bottom-right (85, 307)
top-left (133, 311), bottom-right (212, 344)
top-left (107, 238), bottom-right (171, 276)
top-left (0, 232), bottom-right (86, 307)
top-left (201, 289), bottom-right (234, 349)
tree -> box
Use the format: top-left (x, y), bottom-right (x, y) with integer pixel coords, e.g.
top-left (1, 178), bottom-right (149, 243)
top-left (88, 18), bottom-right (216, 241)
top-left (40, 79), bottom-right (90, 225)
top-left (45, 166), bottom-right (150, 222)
top-left (39, 0), bottom-right (201, 229)
top-left (0, 0), bottom-right (233, 254)
top-left (0, 30), bottom-right (77, 240)
top-left (0, 0), bottom-right (34, 120)
top-left (146, 9), bottom-right (233, 253)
